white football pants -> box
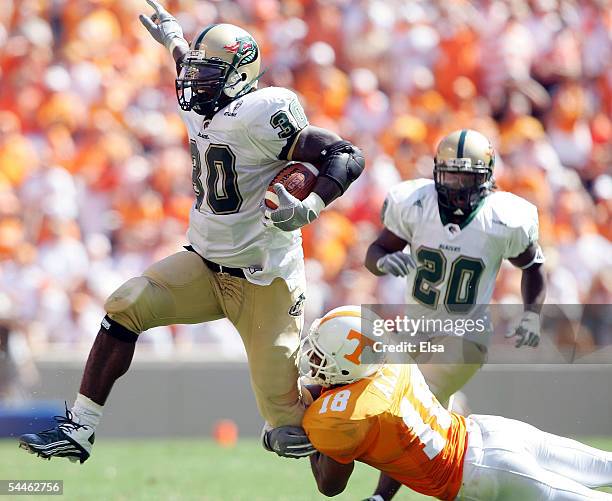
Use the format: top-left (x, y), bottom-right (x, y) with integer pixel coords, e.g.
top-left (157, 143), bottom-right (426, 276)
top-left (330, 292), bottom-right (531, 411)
top-left (458, 414), bottom-right (612, 500)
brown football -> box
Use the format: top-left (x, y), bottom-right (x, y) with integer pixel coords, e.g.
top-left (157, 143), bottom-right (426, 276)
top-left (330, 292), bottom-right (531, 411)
top-left (264, 162), bottom-right (319, 210)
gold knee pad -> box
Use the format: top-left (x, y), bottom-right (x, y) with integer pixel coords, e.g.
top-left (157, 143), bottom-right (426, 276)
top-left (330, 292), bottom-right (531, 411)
top-left (104, 276), bottom-right (152, 334)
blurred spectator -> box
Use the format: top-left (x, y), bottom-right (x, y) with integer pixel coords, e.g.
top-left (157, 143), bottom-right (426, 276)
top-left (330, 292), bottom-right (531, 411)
top-left (0, 0), bottom-right (610, 357)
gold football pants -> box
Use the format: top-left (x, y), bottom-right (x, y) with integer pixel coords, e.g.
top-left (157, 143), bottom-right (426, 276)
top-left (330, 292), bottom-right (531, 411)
top-left (104, 250), bottom-right (306, 427)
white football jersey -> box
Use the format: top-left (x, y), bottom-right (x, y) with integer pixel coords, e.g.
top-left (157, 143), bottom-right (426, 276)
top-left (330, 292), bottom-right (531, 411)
top-left (382, 179), bottom-right (542, 340)
top-left (179, 87), bottom-right (310, 287)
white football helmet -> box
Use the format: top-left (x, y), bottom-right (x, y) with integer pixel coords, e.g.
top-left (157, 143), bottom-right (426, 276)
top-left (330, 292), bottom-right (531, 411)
top-left (176, 23), bottom-right (262, 117)
top-left (299, 305), bottom-right (384, 387)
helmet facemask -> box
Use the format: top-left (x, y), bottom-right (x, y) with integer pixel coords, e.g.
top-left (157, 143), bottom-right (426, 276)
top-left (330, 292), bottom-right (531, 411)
top-left (299, 320), bottom-right (345, 387)
top-left (434, 159), bottom-right (492, 216)
top-left (176, 56), bottom-right (231, 116)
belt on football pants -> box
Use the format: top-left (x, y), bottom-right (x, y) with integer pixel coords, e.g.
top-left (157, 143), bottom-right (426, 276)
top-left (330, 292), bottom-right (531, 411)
top-left (184, 245), bottom-right (246, 279)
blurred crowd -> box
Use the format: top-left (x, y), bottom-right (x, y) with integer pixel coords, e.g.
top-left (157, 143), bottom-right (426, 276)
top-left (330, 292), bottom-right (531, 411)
top-left (0, 0), bottom-right (611, 359)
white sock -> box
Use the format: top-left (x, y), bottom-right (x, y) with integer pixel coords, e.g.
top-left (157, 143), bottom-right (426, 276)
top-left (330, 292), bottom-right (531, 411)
top-left (71, 394), bottom-right (103, 430)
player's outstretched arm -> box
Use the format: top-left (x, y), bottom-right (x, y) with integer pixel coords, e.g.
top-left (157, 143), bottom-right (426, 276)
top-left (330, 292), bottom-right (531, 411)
top-left (139, 0), bottom-right (189, 70)
top-left (508, 244), bottom-right (547, 311)
top-left (506, 244), bottom-right (547, 348)
top-left (309, 451), bottom-right (354, 497)
top-left (365, 229), bottom-right (414, 277)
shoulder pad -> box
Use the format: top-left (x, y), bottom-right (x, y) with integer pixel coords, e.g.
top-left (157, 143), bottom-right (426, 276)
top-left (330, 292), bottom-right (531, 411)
top-left (239, 87), bottom-right (302, 121)
top-left (387, 179), bottom-right (435, 207)
top-left (488, 191), bottom-right (538, 229)
top-left (240, 87), bottom-right (308, 145)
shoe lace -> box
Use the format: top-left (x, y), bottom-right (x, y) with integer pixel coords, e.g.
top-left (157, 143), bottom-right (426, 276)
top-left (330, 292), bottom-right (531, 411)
top-left (53, 403), bottom-right (89, 433)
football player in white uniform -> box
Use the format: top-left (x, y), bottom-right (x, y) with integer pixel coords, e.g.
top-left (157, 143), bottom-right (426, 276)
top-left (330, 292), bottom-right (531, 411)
top-left (19, 0), bottom-right (364, 464)
top-left (363, 129), bottom-right (546, 500)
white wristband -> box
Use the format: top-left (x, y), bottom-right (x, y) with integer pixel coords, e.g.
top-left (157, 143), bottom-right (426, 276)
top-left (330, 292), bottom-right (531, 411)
top-left (523, 310), bottom-right (540, 321)
top-left (168, 37), bottom-right (189, 55)
top-left (303, 192), bottom-right (325, 216)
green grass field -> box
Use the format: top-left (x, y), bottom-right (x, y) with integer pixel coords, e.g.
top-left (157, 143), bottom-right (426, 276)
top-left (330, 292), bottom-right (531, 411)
top-left (2, 438), bottom-right (612, 501)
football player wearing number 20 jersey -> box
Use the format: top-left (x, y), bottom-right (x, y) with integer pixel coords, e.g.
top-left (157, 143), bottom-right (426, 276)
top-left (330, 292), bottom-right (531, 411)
top-left (19, 0), bottom-right (364, 463)
top-left (364, 129), bottom-right (547, 500)
top-left (302, 307), bottom-right (612, 501)
top-left (366, 129), bottom-right (546, 401)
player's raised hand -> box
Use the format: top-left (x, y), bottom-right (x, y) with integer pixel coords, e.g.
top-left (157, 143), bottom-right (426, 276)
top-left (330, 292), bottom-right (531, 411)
top-left (376, 251), bottom-right (416, 277)
top-left (505, 310), bottom-right (541, 348)
top-left (139, 0), bottom-right (188, 54)
top-left (264, 183), bottom-right (325, 232)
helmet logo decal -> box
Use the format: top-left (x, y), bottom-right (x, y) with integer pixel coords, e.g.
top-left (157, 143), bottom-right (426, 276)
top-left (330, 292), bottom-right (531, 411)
top-left (223, 40), bottom-right (252, 53)
top-left (223, 36), bottom-right (259, 65)
top-left (343, 329), bottom-right (375, 366)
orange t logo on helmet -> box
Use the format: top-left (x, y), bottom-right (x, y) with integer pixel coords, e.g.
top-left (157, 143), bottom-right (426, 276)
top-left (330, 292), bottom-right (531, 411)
top-left (344, 329), bottom-right (375, 366)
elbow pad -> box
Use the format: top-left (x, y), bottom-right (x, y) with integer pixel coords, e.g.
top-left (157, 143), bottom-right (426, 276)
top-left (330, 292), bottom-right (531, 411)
top-left (318, 141), bottom-right (365, 195)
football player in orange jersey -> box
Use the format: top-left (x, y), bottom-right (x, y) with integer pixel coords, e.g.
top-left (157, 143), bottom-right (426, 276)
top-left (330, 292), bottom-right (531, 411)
top-left (300, 306), bottom-right (612, 500)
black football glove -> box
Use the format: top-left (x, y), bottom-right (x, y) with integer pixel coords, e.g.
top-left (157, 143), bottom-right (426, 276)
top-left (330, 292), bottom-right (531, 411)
top-left (261, 424), bottom-right (316, 458)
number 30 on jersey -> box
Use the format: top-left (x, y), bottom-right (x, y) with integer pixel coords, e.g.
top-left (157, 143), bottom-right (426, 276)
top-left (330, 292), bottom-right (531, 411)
top-left (190, 140), bottom-right (243, 215)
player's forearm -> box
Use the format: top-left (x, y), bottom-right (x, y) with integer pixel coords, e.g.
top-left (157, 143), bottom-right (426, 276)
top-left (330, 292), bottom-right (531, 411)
top-left (365, 243), bottom-right (388, 276)
top-left (521, 263), bottom-right (546, 313)
top-left (309, 452), bottom-right (324, 484)
top-left (309, 452), bottom-right (354, 496)
top-left (309, 453), bottom-right (341, 496)
top-left (312, 177), bottom-right (342, 206)
top-left (372, 473), bottom-right (402, 500)
top-left (173, 45), bottom-right (189, 75)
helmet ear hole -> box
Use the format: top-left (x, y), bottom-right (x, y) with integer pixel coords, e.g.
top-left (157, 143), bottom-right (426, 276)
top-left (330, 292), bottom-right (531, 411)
top-left (341, 370), bottom-right (350, 376)
top-left (241, 73), bottom-right (247, 81)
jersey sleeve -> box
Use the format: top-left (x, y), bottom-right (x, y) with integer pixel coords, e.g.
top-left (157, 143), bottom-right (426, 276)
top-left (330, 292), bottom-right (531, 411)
top-left (244, 87), bottom-right (309, 160)
top-left (502, 197), bottom-right (542, 260)
top-left (304, 413), bottom-right (371, 464)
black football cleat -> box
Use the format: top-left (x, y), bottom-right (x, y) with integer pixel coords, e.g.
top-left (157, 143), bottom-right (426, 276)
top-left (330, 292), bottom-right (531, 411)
top-left (19, 405), bottom-right (95, 464)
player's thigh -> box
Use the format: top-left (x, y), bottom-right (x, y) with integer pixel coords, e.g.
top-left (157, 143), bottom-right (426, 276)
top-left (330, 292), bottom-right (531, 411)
top-left (233, 277), bottom-right (305, 426)
top-left (105, 251), bottom-right (224, 333)
top-left (416, 337), bottom-right (486, 404)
